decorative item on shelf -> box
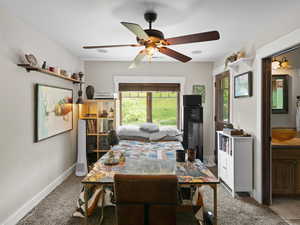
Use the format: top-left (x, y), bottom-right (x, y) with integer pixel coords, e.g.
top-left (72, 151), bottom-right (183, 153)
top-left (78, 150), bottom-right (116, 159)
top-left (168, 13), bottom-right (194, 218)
top-left (108, 130), bottom-right (119, 146)
top-left (25, 54), bottom-right (38, 67)
top-left (100, 109), bottom-right (108, 118)
top-left (55, 67), bottom-right (61, 75)
top-left (108, 108), bottom-right (114, 118)
top-left (86, 85), bottom-right (95, 99)
top-left (76, 72), bottom-right (84, 104)
top-left (237, 51), bottom-right (245, 60)
top-left (223, 128), bottom-right (244, 136)
top-left (71, 73), bottom-right (79, 80)
top-left (42, 61), bottom-right (47, 69)
top-left (60, 69), bottom-right (67, 76)
top-left (49, 66), bottom-right (55, 72)
top-left (241, 133), bottom-right (251, 137)
top-left (225, 53), bottom-right (238, 68)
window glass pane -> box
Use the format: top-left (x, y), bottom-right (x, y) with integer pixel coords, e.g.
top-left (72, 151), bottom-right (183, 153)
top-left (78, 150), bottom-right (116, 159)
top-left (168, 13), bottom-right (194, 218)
top-left (223, 89), bottom-right (229, 122)
top-left (272, 79), bottom-right (284, 109)
top-left (121, 91), bottom-right (146, 125)
top-left (152, 92), bottom-right (177, 127)
top-left (221, 77), bottom-right (229, 88)
top-left (217, 76), bottom-right (230, 123)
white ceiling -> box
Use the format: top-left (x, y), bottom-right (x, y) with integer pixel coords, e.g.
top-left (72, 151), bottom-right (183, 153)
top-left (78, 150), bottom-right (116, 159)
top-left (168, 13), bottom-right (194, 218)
top-left (1, 0), bottom-right (300, 62)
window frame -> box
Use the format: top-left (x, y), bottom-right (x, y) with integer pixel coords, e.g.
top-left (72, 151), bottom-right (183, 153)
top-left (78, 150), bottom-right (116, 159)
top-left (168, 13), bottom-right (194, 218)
top-left (119, 90), bottom-right (180, 128)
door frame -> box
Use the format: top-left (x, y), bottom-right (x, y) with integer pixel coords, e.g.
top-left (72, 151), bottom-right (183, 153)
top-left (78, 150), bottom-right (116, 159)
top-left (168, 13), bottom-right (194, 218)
top-left (261, 43), bottom-right (300, 205)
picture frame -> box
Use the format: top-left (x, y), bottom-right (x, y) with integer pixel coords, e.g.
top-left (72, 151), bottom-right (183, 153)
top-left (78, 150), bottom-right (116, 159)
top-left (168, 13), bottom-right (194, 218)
top-left (35, 84), bottom-right (73, 142)
top-left (234, 71), bottom-right (253, 98)
top-left (192, 85), bottom-right (205, 103)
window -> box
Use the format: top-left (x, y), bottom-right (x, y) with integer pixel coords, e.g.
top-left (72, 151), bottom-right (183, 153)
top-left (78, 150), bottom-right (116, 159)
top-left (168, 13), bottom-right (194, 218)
top-left (272, 75), bottom-right (288, 114)
top-left (215, 72), bottom-right (230, 125)
top-left (119, 83), bottom-right (180, 127)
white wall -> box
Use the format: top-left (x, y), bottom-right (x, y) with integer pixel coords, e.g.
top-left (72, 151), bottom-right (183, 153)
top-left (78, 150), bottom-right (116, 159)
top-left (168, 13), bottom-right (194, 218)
top-left (271, 69), bottom-right (300, 128)
top-left (213, 28), bottom-right (300, 203)
top-left (0, 8), bottom-right (83, 224)
top-left (84, 61), bottom-right (215, 164)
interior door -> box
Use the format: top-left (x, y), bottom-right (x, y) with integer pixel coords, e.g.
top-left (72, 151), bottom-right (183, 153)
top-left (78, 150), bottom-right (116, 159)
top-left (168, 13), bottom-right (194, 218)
top-left (215, 71), bottom-right (230, 164)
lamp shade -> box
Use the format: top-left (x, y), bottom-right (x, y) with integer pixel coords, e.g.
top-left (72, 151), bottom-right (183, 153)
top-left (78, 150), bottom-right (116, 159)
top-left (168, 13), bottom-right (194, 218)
top-left (281, 57), bottom-right (289, 69)
top-left (272, 59), bottom-right (281, 70)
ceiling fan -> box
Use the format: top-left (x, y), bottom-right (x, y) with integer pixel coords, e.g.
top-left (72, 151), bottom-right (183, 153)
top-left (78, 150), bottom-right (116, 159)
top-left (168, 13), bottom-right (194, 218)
top-left (83, 11), bottom-right (220, 68)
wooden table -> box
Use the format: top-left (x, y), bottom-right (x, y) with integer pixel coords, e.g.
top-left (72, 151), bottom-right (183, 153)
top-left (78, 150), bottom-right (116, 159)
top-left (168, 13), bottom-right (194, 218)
top-left (81, 140), bottom-right (219, 225)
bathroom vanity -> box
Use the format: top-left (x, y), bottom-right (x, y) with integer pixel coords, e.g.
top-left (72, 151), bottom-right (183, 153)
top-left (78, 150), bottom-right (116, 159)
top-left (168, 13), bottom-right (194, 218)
top-left (272, 147), bottom-right (300, 195)
top-left (272, 129), bottom-right (300, 195)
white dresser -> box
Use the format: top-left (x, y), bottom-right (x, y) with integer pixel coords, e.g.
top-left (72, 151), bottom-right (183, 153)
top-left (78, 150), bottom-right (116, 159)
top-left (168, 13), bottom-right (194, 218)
top-left (217, 131), bottom-right (253, 197)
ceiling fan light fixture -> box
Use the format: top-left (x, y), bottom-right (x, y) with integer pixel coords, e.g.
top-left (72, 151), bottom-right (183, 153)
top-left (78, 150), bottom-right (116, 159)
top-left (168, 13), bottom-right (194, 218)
top-left (146, 46), bottom-right (156, 56)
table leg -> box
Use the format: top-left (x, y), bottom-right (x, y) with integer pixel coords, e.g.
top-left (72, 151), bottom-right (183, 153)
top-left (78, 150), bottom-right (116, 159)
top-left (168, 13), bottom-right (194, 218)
top-left (97, 187), bottom-right (105, 225)
top-left (212, 184), bottom-right (218, 225)
top-left (84, 184), bottom-right (88, 225)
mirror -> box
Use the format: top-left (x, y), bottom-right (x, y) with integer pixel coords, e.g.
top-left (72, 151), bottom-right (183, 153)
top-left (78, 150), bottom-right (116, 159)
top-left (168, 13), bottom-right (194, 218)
top-left (272, 75), bottom-right (289, 114)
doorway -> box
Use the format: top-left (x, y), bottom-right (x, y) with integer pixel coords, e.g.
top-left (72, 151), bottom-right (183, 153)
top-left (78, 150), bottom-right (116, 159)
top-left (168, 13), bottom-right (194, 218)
top-left (262, 44), bottom-right (300, 220)
top-left (214, 71), bottom-right (230, 164)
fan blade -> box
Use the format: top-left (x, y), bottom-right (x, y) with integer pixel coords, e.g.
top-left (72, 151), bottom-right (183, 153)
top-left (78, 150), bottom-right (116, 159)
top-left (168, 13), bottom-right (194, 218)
top-left (121, 22), bottom-right (149, 41)
top-left (164, 31), bottom-right (220, 45)
top-left (83, 44), bottom-right (141, 49)
top-left (158, 47), bottom-right (191, 63)
top-left (129, 49), bottom-right (147, 69)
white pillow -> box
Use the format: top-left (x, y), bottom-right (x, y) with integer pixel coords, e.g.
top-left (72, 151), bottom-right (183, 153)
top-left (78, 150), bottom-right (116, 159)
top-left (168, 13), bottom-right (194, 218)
top-left (139, 123), bottom-right (159, 133)
top-left (149, 126), bottom-right (183, 141)
top-left (117, 125), bottom-right (150, 139)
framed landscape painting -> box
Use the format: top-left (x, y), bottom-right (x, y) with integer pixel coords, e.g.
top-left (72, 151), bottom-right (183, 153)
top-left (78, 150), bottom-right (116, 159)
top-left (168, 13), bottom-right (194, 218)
top-left (234, 71), bottom-right (253, 98)
top-left (35, 84), bottom-right (73, 142)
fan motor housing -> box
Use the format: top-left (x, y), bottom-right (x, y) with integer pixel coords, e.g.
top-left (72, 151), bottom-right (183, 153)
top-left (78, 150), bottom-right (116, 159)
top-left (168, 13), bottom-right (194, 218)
top-left (136, 29), bottom-right (164, 44)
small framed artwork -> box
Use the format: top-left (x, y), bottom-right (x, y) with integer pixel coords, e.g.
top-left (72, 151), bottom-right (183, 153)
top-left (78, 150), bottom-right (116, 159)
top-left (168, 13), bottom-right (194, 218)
top-left (35, 84), bottom-right (73, 142)
top-left (192, 85), bottom-right (205, 103)
top-left (234, 71), bottom-right (253, 98)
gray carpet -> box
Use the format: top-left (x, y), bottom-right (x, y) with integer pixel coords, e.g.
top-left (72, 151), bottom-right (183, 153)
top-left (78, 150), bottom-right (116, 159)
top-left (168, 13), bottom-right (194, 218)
top-left (17, 174), bottom-right (288, 225)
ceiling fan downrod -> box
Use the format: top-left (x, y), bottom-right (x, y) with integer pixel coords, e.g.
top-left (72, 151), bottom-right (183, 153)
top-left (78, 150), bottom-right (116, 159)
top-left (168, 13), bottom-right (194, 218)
top-left (144, 11), bottom-right (157, 30)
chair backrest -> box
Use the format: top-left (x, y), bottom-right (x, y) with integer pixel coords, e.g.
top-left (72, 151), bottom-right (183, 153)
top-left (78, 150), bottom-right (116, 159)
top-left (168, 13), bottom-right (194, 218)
top-left (114, 174), bottom-right (178, 225)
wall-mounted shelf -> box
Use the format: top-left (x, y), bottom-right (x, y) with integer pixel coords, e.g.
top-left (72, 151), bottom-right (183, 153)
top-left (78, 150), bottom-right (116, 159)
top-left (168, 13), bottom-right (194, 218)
top-left (227, 57), bottom-right (253, 72)
top-left (17, 64), bottom-right (84, 84)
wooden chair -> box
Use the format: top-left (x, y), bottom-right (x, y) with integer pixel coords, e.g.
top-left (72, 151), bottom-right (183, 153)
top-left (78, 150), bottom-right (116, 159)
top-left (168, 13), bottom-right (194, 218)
top-left (114, 174), bottom-right (178, 225)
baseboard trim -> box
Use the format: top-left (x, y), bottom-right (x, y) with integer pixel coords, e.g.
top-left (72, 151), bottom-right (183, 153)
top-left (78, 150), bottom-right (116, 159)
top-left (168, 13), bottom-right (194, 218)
top-left (2, 164), bottom-right (76, 225)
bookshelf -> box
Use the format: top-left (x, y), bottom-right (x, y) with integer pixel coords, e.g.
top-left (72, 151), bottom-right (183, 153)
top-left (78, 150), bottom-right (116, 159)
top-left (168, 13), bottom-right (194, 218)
top-left (79, 99), bottom-right (116, 163)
